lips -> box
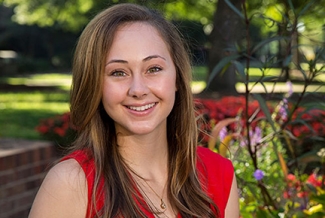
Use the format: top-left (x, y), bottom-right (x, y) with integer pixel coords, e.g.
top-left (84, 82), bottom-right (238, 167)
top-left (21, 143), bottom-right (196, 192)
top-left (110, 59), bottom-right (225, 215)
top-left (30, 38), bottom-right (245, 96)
top-left (127, 103), bottom-right (156, 112)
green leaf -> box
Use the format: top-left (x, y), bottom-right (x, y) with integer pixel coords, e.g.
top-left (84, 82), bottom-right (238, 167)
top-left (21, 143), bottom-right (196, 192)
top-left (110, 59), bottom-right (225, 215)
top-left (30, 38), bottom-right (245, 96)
top-left (306, 183), bottom-right (318, 194)
top-left (308, 212), bottom-right (325, 218)
top-left (253, 94), bottom-right (276, 131)
top-left (310, 194), bottom-right (325, 204)
top-left (251, 36), bottom-right (285, 54)
top-left (287, 0), bottom-right (295, 16)
top-left (298, 0), bottom-right (316, 17)
top-left (298, 101), bottom-right (325, 109)
top-left (256, 207), bottom-right (279, 218)
top-left (224, 0), bottom-right (245, 20)
top-left (296, 67), bottom-right (308, 81)
top-left (207, 54), bottom-right (241, 87)
top-left (289, 119), bottom-right (315, 133)
top-left (258, 81), bottom-right (268, 93)
top-left (288, 151), bottom-right (321, 166)
top-left (233, 60), bottom-right (246, 80)
top-left (282, 55), bottom-right (292, 67)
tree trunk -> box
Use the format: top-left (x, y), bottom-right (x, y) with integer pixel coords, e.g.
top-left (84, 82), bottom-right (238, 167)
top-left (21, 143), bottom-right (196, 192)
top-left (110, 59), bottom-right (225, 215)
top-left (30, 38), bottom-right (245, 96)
top-left (203, 0), bottom-right (243, 97)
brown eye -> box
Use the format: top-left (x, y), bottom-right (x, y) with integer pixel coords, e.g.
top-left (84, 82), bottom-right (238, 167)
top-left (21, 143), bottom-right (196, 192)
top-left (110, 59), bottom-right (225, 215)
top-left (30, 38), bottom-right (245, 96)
top-left (111, 70), bottom-right (126, 77)
top-left (147, 66), bottom-right (162, 74)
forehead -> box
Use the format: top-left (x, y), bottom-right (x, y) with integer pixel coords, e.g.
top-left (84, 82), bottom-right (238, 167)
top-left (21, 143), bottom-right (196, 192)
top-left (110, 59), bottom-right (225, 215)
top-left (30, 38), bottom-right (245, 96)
top-left (108, 22), bottom-right (171, 55)
top-left (115, 21), bottom-right (162, 39)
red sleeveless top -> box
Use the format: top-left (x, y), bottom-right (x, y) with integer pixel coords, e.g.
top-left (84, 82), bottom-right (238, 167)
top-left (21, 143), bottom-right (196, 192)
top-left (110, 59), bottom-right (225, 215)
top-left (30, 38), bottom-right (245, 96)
top-left (62, 146), bottom-right (234, 218)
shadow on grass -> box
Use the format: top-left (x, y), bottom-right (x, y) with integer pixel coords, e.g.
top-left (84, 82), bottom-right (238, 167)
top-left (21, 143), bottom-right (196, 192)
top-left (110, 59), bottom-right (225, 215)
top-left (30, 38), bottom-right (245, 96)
top-left (0, 108), bottom-right (63, 140)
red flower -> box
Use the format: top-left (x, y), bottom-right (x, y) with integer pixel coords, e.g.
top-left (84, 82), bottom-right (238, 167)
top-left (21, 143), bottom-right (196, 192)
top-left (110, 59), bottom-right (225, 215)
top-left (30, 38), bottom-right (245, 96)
top-left (283, 191), bottom-right (291, 199)
top-left (287, 173), bottom-right (296, 180)
top-left (61, 112), bottom-right (70, 122)
top-left (36, 125), bottom-right (49, 134)
top-left (54, 127), bottom-right (66, 137)
top-left (307, 173), bottom-right (322, 187)
top-left (297, 191), bottom-right (308, 198)
top-left (285, 173), bottom-right (302, 189)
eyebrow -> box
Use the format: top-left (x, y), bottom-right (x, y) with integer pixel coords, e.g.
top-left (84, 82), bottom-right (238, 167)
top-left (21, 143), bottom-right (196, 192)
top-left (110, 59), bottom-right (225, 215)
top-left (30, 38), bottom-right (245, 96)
top-left (106, 55), bottom-right (166, 66)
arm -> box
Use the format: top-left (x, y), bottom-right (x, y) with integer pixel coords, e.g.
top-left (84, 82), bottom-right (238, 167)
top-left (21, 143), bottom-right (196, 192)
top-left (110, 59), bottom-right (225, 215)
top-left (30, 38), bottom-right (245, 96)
top-left (225, 173), bottom-right (240, 218)
top-left (29, 159), bottom-right (88, 218)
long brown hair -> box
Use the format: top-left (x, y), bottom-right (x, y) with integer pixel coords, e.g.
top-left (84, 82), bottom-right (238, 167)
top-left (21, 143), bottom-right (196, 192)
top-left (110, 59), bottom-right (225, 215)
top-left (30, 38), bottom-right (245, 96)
top-left (70, 3), bottom-right (219, 217)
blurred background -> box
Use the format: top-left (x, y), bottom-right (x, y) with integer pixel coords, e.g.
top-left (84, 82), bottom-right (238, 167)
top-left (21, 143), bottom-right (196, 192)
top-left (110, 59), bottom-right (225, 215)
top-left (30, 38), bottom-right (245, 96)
top-left (0, 1), bottom-right (325, 217)
top-left (0, 0), bottom-right (324, 140)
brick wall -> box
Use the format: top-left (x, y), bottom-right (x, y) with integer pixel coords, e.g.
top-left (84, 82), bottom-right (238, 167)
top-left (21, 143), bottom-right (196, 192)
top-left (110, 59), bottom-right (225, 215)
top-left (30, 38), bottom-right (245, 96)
top-left (0, 139), bottom-right (58, 218)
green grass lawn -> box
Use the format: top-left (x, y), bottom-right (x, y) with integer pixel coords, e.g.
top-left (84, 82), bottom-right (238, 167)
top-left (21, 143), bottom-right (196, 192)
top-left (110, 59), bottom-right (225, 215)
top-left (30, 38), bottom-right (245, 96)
top-left (0, 92), bottom-right (70, 140)
top-left (0, 73), bottom-right (71, 140)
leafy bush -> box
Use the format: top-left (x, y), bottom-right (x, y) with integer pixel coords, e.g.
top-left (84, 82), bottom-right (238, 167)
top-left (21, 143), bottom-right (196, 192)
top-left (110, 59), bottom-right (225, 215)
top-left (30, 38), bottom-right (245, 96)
top-left (199, 0), bottom-right (325, 216)
top-left (195, 96), bottom-right (325, 217)
top-left (36, 112), bottom-right (76, 147)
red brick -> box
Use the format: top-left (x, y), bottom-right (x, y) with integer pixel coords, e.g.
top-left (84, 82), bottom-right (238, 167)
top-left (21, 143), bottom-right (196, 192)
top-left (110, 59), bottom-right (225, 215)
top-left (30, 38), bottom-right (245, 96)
top-left (0, 140), bottom-right (58, 218)
top-left (0, 155), bottom-right (15, 171)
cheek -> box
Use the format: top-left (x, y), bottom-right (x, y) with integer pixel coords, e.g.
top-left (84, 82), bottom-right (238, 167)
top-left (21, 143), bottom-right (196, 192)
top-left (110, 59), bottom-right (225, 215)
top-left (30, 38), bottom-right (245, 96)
top-left (158, 76), bottom-right (177, 101)
top-left (153, 78), bottom-right (177, 98)
top-left (102, 82), bottom-right (124, 107)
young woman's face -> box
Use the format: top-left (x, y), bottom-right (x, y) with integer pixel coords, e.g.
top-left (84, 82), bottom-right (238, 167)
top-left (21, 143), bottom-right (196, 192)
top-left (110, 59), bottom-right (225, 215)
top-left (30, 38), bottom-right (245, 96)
top-left (102, 22), bottom-right (177, 136)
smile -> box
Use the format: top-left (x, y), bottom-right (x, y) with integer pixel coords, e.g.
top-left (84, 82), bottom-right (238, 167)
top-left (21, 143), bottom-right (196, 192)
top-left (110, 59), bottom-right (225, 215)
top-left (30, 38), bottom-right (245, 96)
top-left (127, 103), bottom-right (156, 112)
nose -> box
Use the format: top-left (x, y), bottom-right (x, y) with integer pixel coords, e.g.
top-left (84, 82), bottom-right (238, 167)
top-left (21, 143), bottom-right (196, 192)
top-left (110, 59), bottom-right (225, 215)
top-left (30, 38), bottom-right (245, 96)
top-left (128, 74), bottom-right (149, 98)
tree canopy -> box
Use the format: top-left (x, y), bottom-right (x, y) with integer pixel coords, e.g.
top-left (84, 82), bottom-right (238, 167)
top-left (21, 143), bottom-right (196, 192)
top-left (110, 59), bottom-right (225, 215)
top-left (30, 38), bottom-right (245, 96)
top-left (0, 0), bottom-right (216, 32)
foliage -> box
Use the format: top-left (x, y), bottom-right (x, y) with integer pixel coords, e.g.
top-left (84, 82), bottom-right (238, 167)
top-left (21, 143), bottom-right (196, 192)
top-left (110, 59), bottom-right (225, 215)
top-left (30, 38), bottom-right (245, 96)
top-left (0, 0), bottom-right (216, 32)
top-left (0, 0), bottom-right (95, 32)
top-left (202, 0), bottom-right (325, 216)
top-left (36, 112), bottom-right (77, 147)
top-left (195, 96), bottom-right (325, 217)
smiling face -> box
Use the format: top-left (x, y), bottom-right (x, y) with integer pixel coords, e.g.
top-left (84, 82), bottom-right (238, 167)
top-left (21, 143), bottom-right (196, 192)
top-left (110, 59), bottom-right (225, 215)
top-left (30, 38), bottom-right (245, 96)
top-left (102, 22), bottom-right (177, 137)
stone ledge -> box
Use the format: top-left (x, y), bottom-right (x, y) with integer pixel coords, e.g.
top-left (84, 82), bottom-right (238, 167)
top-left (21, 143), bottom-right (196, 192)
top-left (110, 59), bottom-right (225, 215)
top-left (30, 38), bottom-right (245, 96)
top-left (0, 138), bottom-right (54, 158)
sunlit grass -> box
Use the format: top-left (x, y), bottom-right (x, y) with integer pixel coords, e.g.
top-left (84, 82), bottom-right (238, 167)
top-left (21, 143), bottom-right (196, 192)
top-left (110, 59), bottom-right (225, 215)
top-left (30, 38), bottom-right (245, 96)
top-left (0, 92), bottom-right (69, 103)
top-left (191, 65), bottom-right (325, 93)
top-left (2, 101), bottom-right (69, 111)
top-left (0, 91), bottom-right (69, 140)
top-left (191, 81), bottom-right (206, 93)
top-left (0, 73), bottom-right (72, 88)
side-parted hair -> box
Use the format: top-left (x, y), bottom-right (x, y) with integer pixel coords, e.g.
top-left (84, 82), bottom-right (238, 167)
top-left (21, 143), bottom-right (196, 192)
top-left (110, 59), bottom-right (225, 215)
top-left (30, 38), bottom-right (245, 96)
top-left (70, 3), bottom-right (219, 217)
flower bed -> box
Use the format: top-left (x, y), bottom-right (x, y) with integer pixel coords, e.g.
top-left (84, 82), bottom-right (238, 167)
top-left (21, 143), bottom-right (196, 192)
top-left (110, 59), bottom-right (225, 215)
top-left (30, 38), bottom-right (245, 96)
top-left (194, 96), bottom-right (325, 217)
top-left (36, 96), bottom-right (325, 216)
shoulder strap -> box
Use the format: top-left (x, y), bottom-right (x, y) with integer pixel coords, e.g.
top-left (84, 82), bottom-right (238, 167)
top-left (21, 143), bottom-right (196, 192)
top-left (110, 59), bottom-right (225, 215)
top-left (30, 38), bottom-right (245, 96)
top-left (61, 150), bottom-right (105, 217)
top-left (196, 146), bottom-right (234, 218)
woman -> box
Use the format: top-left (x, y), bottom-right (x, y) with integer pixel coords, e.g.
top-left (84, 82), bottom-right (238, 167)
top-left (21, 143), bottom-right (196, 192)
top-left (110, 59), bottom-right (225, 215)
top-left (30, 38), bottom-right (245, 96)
top-left (29, 3), bottom-right (239, 218)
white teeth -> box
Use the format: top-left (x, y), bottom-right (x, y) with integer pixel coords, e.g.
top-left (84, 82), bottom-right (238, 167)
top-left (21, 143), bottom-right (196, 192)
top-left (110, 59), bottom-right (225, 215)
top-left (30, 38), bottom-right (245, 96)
top-left (128, 103), bottom-right (156, 111)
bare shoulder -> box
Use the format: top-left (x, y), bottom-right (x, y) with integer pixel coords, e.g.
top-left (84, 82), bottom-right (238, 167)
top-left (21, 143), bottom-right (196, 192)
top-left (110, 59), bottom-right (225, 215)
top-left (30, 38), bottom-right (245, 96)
top-left (225, 173), bottom-right (240, 218)
top-left (46, 158), bottom-right (86, 186)
top-left (29, 159), bottom-right (88, 218)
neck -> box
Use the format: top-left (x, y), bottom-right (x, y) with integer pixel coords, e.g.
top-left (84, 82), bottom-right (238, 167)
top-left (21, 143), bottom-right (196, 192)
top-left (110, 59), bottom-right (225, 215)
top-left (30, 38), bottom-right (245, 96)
top-left (117, 131), bottom-right (169, 178)
top-left (117, 132), bottom-right (176, 217)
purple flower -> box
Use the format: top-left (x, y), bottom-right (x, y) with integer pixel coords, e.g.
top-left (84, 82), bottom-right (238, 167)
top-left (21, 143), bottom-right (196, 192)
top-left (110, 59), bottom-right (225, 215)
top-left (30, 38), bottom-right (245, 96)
top-left (250, 127), bottom-right (262, 146)
top-left (278, 98), bottom-right (288, 121)
top-left (219, 126), bottom-right (227, 141)
top-left (253, 169), bottom-right (265, 181)
top-left (240, 127), bottom-right (262, 152)
top-left (286, 80), bottom-right (293, 97)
